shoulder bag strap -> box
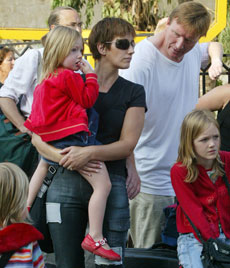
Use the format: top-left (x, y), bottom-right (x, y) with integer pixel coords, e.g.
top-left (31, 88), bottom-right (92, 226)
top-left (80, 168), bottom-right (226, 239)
top-left (0, 251), bottom-right (15, 268)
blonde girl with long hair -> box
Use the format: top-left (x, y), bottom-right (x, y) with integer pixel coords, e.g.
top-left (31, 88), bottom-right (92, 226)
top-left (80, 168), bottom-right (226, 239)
top-left (24, 26), bottom-right (120, 261)
top-left (171, 109), bottom-right (230, 268)
top-left (0, 162), bottom-right (44, 267)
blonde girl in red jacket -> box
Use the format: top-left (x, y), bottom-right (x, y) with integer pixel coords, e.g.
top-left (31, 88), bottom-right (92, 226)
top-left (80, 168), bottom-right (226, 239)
top-left (171, 109), bottom-right (230, 268)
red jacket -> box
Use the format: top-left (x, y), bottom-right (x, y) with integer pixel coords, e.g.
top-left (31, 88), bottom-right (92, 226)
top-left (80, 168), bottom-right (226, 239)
top-left (24, 69), bottom-right (99, 142)
top-left (171, 151), bottom-right (230, 241)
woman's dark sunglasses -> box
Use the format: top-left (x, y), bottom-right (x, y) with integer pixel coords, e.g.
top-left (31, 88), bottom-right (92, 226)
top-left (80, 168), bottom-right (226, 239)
top-left (105, 39), bottom-right (135, 50)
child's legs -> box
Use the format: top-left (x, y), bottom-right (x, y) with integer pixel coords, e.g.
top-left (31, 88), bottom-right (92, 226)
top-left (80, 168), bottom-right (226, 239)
top-left (177, 233), bottom-right (203, 268)
top-left (80, 162), bottom-right (111, 241)
top-left (27, 159), bottom-right (49, 207)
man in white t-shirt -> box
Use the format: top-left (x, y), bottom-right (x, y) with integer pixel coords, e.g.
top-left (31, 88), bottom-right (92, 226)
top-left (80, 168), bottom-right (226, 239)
top-left (120, 1), bottom-right (223, 248)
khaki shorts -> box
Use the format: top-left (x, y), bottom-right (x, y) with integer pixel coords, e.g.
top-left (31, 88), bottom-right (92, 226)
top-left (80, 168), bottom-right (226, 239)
top-left (129, 192), bottom-right (175, 248)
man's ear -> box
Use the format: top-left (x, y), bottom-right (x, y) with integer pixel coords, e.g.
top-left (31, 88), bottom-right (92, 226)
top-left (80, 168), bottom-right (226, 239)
top-left (166, 17), bottom-right (171, 26)
top-left (97, 43), bottom-right (107, 56)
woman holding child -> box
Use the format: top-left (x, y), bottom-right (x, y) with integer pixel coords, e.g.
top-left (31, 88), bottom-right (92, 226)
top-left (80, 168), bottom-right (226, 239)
top-left (32, 17), bottom-right (146, 268)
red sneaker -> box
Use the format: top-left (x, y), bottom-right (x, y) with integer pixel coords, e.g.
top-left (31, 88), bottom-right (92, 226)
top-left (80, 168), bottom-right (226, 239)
top-left (81, 234), bottom-right (121, 261)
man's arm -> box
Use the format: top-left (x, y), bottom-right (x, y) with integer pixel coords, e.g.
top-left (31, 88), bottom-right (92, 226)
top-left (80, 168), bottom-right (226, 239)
top-left (207, 41), bottom-right (223, 80)
top-left (0, 48), bottom-right (42, 134)
top-left (0, 98), bottom-right (31, 134)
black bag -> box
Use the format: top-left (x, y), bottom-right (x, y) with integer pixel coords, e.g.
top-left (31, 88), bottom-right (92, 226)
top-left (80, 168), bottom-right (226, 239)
top-left (201, 238), bottom-right (230, 268)
top-left (0, 115), bottom-right (38, 177)
top-left (30, 165), bottom-right (57, 253)
top-left (161, 203), bottom-right (178, 247)
top-left (124, 243), bottom-right (179, 268)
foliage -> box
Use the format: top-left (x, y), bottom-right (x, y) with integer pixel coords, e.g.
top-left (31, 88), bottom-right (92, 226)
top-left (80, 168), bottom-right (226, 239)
top-left (102, 0), bottom-right (158, 31)
top-left (52, 0), bottom-right (99, 28)
top-left (52, 0), bottom-right (159, 31)
top-left (218, 0), bottom-right (230, 61)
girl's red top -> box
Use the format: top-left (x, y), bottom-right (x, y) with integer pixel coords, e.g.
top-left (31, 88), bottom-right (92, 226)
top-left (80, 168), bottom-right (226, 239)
top-left (171, 151), bottom-right (230, 241)
top-left (24, 69), bottom-right (99, 142)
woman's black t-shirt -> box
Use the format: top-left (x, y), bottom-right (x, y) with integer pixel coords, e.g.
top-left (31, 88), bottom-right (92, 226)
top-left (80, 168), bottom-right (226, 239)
top-left (217, 101), bottom-right (230, 151)
top-left (94, 76), bottom-right (146, 177)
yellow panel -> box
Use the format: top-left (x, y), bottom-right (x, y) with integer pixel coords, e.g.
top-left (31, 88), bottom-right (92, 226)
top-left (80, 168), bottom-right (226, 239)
top-left (200, 0), bottom-right (227, 42)
top-left (0, 28), bottom-right (48, 40)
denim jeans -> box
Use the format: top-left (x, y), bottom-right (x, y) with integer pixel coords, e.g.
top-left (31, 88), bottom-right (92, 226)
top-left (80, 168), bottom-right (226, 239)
top-left (46, 168), bottom-right (130, 268)
top-left (177, 232), bottom-right (230, 268)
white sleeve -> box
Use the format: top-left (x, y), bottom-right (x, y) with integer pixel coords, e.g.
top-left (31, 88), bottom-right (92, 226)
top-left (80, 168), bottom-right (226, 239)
top-left (0, 49), bottom-right (40, 103)
top-left (199, 42), bottom-right (210, 69)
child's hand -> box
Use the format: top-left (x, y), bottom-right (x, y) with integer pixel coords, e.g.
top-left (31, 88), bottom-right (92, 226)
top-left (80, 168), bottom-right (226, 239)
top-left (79, 60), bottom-right (94, 74)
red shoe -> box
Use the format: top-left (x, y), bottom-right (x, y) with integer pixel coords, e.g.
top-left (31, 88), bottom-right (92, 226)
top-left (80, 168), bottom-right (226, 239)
top-left (81, 234), bottom-right (121, 261)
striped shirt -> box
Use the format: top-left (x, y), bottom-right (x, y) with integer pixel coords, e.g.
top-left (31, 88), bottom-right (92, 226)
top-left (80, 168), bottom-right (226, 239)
top-left (4, 241), bottom-right (45, 268)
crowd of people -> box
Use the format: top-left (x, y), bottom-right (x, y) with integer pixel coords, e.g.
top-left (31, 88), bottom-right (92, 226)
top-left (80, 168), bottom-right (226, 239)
top-left (0, 2), bottom-right (230, 268)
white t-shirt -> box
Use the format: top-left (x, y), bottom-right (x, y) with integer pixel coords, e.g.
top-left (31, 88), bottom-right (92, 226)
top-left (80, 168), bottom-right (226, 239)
top-left (120, 38), bottom-right (209, 196)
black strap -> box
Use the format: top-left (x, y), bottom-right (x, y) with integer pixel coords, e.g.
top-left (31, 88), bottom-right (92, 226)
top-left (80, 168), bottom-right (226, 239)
top-left (182, 170), bottom-right (230, 245)
top-left (32, 165), bottom-right (57, 201)
top-left (0, 251), bottom-right (15, 268)
top-left (182, 209), bottom-right (205, 244)
top-left (221, 172), bottom-right (230, 196)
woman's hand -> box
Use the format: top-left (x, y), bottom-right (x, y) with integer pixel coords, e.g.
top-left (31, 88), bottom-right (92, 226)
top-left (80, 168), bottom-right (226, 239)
top-left (59, 146), bottom-right (94, 170)
top-left (79, 161), bottom-right (103, 176)
top-left (126, 154), bottom-right (141, 200)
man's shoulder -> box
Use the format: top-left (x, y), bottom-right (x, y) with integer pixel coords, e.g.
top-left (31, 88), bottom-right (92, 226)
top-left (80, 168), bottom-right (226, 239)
top-left (16, 48), bottom-right (43, 64)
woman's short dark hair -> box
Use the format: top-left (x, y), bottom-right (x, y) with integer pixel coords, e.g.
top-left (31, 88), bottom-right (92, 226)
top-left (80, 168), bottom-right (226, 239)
top-left (88, 17), bottom-right (136, 60)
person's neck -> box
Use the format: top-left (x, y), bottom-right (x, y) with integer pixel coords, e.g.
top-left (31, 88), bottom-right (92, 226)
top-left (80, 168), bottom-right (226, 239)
top-left (95, 61), bottom-right (119, 93)
top-left (197, 159), bottom-right (214, 170)
top-left (149, 31), bottom-right (184, 63)
top-left (0, 72), bottom-right (8, 84)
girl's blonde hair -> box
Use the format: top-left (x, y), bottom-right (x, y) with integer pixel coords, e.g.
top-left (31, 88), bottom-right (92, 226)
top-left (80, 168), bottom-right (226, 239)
top-left (41, 25), bottom-right (83, 81)
top-left (0, 163), bottom-right (29, 227)
top-left (177, 109), bottom-right (223, 183)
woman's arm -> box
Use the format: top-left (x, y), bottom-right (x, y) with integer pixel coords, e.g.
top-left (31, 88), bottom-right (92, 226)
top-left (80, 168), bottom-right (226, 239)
top-left (59, 106), bottom-right (145, 169)
top-left (196, 84), bottom-right (230, 111)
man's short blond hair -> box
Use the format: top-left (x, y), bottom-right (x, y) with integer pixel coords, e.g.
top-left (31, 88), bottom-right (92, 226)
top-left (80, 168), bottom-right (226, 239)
top-left (169, 2), bottom-right (211, 38)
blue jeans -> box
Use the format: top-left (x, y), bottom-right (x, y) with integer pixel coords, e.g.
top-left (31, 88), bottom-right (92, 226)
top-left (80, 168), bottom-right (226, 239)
top-left (177, 232), bottom-right (230, 268)
top-left (46, 168), bottom-right (130, 268)
top-left (44, 108), bottom-right (100, 165)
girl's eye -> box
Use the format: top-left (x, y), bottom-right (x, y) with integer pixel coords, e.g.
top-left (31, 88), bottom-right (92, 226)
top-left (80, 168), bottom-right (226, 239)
top-left (213, 135), bottom-right (219, 140)
top-left (200, 138), bottom-right (208, 142)
top-left (72, 48), bottom-right (77, 52)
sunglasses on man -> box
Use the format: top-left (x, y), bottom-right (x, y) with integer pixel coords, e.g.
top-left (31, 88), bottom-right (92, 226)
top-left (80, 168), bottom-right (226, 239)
top-left (105, 39), bottom-right (135, 50)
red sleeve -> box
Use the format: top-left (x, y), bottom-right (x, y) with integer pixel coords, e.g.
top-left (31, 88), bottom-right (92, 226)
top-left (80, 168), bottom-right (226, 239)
top-left (171, 164), bottom-right (216, 240)
top-left (65, 71), bottom-right (99, 109)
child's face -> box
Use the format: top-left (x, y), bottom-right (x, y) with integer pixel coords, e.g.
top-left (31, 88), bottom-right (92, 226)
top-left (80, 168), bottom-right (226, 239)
top-left (62, 39), bottom-right (83, 71)
top-left (193, 123), bottom-right (220, 169)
